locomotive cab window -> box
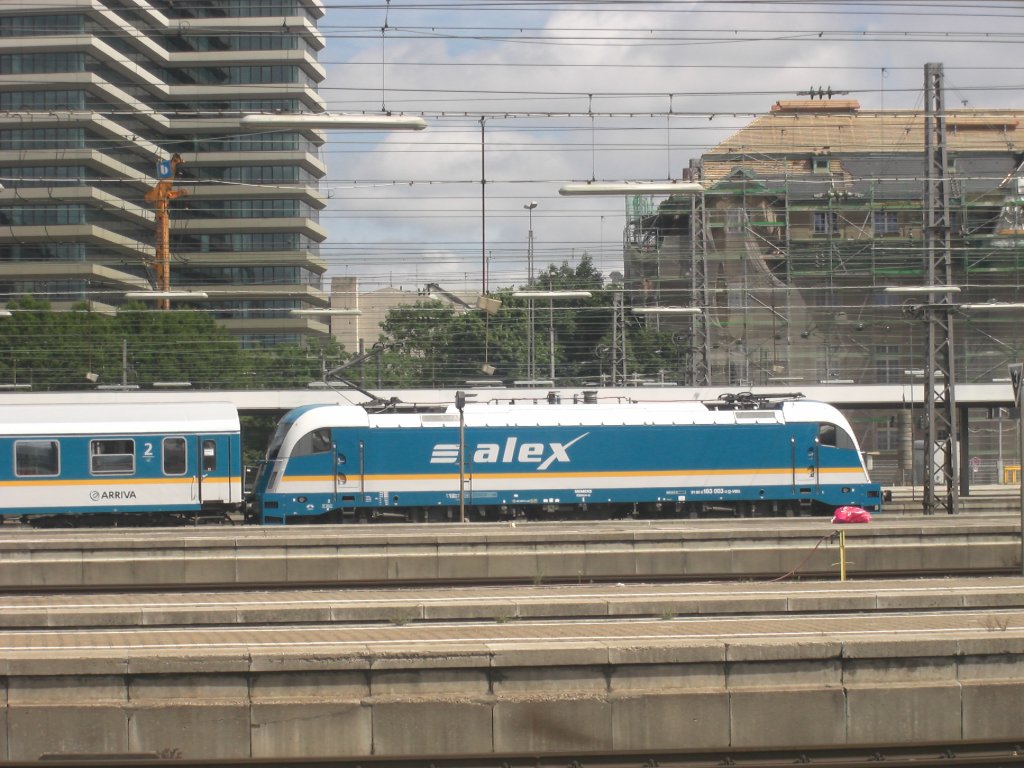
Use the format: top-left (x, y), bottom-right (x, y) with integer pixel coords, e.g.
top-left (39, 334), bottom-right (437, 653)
top-left (163, 437), bottom-right (187, 475)
top-left (90, 439), bottom-right (135, 475)
top-left (818, 423), bottom-right (855, 450)
top-left (15, 440), bottom-right (60, 477)
top-left (293, 427), bottom-right (332, 457)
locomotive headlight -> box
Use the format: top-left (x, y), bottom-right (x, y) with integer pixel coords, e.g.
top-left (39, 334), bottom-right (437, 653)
top-left (296, 496), bottom-right (307, 503)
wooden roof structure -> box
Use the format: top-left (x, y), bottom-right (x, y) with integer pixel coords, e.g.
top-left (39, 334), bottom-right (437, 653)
top-left (701, 100), bottom-right (1024, 186)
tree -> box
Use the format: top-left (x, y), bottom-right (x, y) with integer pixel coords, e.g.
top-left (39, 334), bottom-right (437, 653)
top-left (114, 303), bottom-right (248, 387)
top-left (513, 254), bottom-right (620, 383)
top-left (0, 296), bottom-right (351, 390)
top-left (370, 253), bottom-right (704, 387)
top-left (0, 296), bottom-right (120, 389)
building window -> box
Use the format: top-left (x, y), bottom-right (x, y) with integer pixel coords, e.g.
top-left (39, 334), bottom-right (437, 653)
top-left (812, 155), bottom-right (830, 174)
top-left (0, 14), bottom-right (84, 37)
top-left (874, 344), bottom-right (902, 384)
top-left (0, 52), bottom-right (84, 74)
top-left (873, 211), bottom-right (900, 235)
top-left (877, 418), bottom-right (899, 452)
top-left (813, 211), bottom-right (839, 235)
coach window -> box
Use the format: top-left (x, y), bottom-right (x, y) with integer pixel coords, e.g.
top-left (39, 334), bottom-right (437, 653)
top-left (293, 427), bottom-right (332, 457)
top-left (14, 440), bottom-right (59, 476)
top-left (90, 439), bottom-right (135, 475)
top-left (163, 437), bottom-right (187, 475)
top-left (202, 440), bottom-right (217, 473)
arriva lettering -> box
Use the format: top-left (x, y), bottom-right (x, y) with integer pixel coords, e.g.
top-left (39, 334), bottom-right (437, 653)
top-left (430, 433), bottom-right (589, 471)
top-left (95, 490), bottom-right (138, 500)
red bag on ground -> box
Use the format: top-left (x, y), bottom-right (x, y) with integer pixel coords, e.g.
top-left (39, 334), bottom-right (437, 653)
top-left (831, 505), bottom-right (872, 524)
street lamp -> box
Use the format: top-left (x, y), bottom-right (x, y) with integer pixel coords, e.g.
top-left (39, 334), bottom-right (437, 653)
top-left (239, 113), bottom-right (427, 131)
top-left (523, 202), bottom-right (539, 379)
top-left (288, 309), bottom-right (363, 316)
top-left (559, 181), bottom-right (705, 196)
top-left (512, 290), bottom-right (592, 382)
top-left (960, 302), bottom-right (1024, 311)
top-left (631, 306), bottom-right (702, 315)
top-left (883, 285), bottom-right (961, 296)
top-left (124, 291), bottom-right (209, 301)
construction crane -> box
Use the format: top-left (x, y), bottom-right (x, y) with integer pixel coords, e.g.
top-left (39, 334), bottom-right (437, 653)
top-left (143, 153), bottom-right (187, 310)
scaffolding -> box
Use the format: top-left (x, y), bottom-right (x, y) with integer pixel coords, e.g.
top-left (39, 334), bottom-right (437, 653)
top-left (621, 93), bottom-right (1024, 489)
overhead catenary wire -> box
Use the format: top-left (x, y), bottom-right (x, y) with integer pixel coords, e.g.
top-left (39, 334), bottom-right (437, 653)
top-left (2, 2), bottom-right (1023, 303)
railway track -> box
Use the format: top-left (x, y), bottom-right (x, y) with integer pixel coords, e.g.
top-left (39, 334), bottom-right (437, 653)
top-left (7, 741), bottom-right (1024, 768)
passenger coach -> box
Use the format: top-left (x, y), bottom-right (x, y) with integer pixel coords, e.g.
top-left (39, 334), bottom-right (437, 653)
top-left (1, 402), bottom-right (242, 525)
top-left (251, 398), bottom-right (882, 524)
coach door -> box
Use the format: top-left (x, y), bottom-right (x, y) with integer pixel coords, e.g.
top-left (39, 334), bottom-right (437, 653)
top-left (159, 436), bottom-right (192, 502)
top-left (196, 436), bottom-right (220, 503)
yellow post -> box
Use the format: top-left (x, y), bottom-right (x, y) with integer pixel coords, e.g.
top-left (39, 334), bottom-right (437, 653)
top-left (838, 529), bottom-right (847, 581)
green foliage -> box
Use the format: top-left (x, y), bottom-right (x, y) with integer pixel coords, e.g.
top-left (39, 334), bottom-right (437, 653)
top-left (241, 413), bottom-right (280, 466)
top-left (115, 302), bottom-right (247, 387)
top-left (372, 253), bottom-right (692, 387)
top-left (0, 257), bottom-right (689, 391)
top-left (0, 297), bottom-right (348, 390)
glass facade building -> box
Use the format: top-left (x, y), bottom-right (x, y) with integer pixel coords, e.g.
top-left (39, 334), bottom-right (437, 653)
top-left (0, 0), bottom-right (329, 344)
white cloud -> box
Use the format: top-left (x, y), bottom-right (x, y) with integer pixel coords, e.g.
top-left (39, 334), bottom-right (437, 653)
top-left (314, 1), bottom-right (1024, 292)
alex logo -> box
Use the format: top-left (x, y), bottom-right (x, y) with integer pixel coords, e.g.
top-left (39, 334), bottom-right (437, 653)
top-left (430, 433), bottom-right (589, 471)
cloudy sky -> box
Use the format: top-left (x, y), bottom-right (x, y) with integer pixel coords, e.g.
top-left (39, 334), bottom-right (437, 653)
top-left (308, 1), bottom-right (1024, 295)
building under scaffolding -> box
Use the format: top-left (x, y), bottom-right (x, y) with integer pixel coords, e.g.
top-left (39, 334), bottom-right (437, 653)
top-left (623, 99), bottom-right (1024, 486)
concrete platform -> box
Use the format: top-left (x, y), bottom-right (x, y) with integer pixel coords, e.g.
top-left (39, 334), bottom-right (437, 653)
top-left (1, 602), bottom-right (1023, 761)
top-left (2, 577), bottom-right (1024, 630)
top-left (0, 517), bottom-right (1020, 591)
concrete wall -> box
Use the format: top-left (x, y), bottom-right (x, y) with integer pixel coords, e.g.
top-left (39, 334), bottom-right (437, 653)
top-left (3, 636), bottom-right (1024, 761)
top-left (0, 521), bottom-right (1019, 591)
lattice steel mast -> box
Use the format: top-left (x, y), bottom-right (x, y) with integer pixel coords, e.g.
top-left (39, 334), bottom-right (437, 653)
top-left (923, 62), bottom-right (960, 515)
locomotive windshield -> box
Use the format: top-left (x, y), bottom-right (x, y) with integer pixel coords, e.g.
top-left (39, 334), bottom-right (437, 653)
top-left (818, 422), bottom-right (856, 450)
top-left (292, 428), bottom-right (332, 456)
top-left (263, 421), bottom-right (291, 462)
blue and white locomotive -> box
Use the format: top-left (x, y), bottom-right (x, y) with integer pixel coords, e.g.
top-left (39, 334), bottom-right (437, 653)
top-left (250, 397), bottom-right (882, 524)
top-left (1, 402), bottom-right (242, 525)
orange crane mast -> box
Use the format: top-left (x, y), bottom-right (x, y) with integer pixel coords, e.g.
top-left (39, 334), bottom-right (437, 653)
top-left (143, 153), bottom-right (188, 310)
